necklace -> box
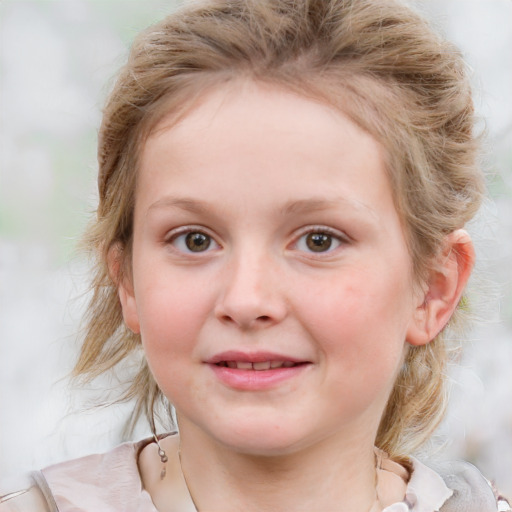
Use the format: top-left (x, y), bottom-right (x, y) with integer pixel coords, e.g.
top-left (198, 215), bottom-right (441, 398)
top-left (178, 448), bottom-right (201, 512)
top-left (177, 446), bottom-right (384, 512)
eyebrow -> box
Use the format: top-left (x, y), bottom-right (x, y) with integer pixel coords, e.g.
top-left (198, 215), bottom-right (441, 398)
top-left (147, 197), bottom-right (212, 216)
top-left (147, 196), bottom-right (378, 220)
top-left (281, 198), bottom-right (377, 219)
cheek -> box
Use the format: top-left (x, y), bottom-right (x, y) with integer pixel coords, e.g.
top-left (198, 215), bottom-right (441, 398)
top-left (137, 287), bottom-right (207, 407)
top-left (297, 268), bottom-right (411, 374)
top-left (136, 262), bottom-right (213, 334)
top-left (298, 282), bottom-right (408, 421)
top-left (134, 273), bottom-right (215, 380)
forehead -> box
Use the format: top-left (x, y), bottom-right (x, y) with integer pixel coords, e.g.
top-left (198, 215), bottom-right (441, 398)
top-left (137, 80), bottom-right (396, 225)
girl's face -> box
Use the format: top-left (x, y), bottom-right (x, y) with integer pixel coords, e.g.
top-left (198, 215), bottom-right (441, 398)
top-left (120, 81), bottom-right (425, 455)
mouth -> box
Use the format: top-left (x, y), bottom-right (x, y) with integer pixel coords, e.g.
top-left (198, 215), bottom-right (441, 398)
top-left (206, 351), bottom-right (311, 390)
top-left (214, 361), bottom-right (306, 370)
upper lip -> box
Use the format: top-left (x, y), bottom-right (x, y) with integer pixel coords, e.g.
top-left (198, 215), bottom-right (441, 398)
top-left (206, 350), bottom-right (308, 364)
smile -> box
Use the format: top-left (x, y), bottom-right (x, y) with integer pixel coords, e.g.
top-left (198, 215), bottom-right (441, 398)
top-left (215, 361), bottom-right (302, 370)
top-left (207, 352), bottom-right (311, 390)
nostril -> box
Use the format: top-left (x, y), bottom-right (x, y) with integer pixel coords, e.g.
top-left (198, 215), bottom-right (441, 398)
top-left (218, 313), bottom-right (273, 328)
top-left (220, 314), bottom-right (235, 323)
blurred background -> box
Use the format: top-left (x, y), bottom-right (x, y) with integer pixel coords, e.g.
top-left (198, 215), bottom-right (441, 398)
top-left (1, 0), bottom-right (511, 496)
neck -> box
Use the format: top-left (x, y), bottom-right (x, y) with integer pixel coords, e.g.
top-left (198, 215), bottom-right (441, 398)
top-left (178, 423), bottom-right (378, 512)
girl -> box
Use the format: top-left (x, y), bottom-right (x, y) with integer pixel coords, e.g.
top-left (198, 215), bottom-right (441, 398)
top-left (1, 0), bottom-right (509, 510)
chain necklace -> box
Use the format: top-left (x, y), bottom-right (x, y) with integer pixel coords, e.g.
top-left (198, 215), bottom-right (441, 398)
top-left (176, 446), bottom-right (384, 512)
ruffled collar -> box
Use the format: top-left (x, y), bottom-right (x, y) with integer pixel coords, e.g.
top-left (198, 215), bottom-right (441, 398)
top-left (370, 449), bottom-right (452, 511)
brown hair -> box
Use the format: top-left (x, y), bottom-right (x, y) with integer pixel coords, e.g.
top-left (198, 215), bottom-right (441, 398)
top-left (74, 0), bottom-right (484, 460)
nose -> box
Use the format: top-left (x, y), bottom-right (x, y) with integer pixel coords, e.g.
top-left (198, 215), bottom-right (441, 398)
top-left (214, 251), bottom-right (288, 330)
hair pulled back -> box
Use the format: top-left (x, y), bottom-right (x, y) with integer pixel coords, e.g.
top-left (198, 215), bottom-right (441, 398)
top-left (75, 0), bottom-right (484, 460)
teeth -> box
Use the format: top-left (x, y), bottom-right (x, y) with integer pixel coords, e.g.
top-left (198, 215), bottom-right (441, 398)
top-left (253, 361), bottom-right (271, 371)
top-left (220, 361), bottom-right (298, 370)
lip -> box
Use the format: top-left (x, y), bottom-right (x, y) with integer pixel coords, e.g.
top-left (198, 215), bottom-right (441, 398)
top-left (206, 350), bottom-right (311, 391)
top-left (206, 350), bottom-right (306, 365)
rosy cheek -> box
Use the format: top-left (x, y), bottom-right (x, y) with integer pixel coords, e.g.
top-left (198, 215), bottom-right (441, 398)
top-left (301, 283), bottom-right (364, 333)
top-left (138, 283), bottom-right (211, 346)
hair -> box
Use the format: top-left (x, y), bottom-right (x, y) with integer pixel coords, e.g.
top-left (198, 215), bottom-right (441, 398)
top-left (74, 0), bottom-right (485, 461)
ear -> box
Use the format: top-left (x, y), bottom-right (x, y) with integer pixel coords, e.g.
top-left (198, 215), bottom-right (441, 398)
top-left (406, 229), bottom-right (475, 346)
top-left (107, 243), bottom-right (140, 334)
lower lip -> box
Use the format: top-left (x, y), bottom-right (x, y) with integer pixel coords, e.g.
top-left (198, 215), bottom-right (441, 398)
top-left (208, 364), bottom-right (310, 391)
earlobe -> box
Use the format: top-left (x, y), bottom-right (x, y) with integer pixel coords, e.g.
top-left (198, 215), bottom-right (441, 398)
top-left (406, 229), bottom-right (475, 346)
top-left (107, 244), bottom-right (141, 334)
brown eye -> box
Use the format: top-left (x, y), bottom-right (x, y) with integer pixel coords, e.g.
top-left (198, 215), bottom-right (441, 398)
top-left (185, 232), bottom-right (211, 252)
top-left (305, 233), bottom-right (333, 252)
top-left (168, 228), bottom-right (220, 255)
top-left (294, 229), bottom-right (344, 255)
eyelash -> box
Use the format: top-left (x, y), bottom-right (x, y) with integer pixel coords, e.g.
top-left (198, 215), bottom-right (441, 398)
top-left (292, 226), bottom-right (349, 255)
top-left (165, 227), bottom-right (220, 254)
top-left (164, 225), bottom-right (349, 256)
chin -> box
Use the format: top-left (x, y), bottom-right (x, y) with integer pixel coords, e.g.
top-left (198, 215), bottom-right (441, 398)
top-left (208, 419), bottom-right (316, 457)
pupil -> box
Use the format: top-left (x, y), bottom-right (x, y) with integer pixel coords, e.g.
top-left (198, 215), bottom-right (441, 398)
top-left (306, 233), bottom-right (332, 252)
top-left (185, 232), bottom-right (211, 252)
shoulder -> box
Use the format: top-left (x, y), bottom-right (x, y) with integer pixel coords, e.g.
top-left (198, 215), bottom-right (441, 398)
top-left (437, 460), bottom-right (511, 512)
top-left (410, 456), bottom-right (511, 512)
top-left (0, 472), bottom-right (58, 512)
top-left (1, 438), bottom-right (160, 512)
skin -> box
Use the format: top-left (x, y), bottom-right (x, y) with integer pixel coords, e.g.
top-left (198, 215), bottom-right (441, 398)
top-left (117, 80), bottom-right (474, 511)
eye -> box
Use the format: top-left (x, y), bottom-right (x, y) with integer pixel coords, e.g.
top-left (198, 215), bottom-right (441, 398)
top-left (294, 229), bottom-right (345, 254)
top-left (168, 229), bottom-right (220, 253)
